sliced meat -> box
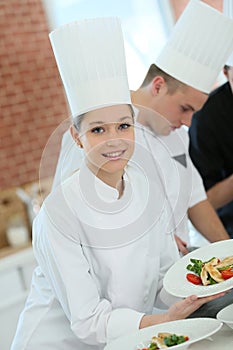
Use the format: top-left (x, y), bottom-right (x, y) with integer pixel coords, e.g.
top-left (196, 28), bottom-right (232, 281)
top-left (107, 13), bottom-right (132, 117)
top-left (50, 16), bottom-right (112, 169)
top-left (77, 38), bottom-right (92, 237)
top-left (151, 336), bottom-right (167, 348)
top-left (204, 261), bottom-right (224, 283)
top-left (201, 266), bottom-right (210, 286)
top-left (157, 332), bottom-right (172, 340)
top-left (216, 256), bottom-right (233, 269)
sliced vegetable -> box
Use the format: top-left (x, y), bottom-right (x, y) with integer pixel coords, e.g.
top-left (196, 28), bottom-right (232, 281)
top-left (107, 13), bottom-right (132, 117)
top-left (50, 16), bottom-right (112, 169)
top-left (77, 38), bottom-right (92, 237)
top-left (148, 343), bottom-right (159, 350)
top-left (186, 273), bottom-right (202, 285)
top-left (186, 256), bottom-right (233, 286)
top-left (221, 269), bottom-right (233, 280)
top-left (137, 333), bottom-right (189, 350)
top-left (218, 265), bottom-right (233, 271)
top-left (164, 334), bottom-right (188, 347)
top-left (186, 258), bottom-right (203, 276)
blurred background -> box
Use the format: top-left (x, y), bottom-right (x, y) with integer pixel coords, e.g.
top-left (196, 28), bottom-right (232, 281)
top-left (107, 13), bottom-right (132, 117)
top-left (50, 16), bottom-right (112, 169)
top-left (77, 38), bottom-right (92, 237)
top-left (0, 1), bottom-right (223, 349)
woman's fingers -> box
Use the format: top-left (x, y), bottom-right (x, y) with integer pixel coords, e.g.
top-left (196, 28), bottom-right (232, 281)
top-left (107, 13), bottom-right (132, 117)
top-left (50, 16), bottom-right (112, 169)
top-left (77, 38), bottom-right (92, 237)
top-left (167, 291), bottom-right (227, 321)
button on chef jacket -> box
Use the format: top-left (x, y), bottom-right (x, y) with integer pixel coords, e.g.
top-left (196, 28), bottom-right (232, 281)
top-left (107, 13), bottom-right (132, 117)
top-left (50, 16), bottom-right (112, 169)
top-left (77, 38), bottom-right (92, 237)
top-left (11, 162), bottom-right (180, 350)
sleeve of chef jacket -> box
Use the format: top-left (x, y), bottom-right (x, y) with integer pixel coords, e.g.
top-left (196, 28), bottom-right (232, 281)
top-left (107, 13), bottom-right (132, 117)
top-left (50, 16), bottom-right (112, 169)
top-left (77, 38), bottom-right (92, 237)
top-left (152, 205), bottom-right (182, 309)
top-left (180, 127), bottom-right (207, 208)
top-left (32, 194), bottom-right (144, 346)
top-left (189, 162), bottom-right (207, 208)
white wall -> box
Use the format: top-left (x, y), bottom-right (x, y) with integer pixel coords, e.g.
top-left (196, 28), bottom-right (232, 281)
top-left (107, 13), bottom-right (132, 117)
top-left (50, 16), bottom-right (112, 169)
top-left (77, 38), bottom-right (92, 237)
top-left (42, 0), bottom-right (173, 90)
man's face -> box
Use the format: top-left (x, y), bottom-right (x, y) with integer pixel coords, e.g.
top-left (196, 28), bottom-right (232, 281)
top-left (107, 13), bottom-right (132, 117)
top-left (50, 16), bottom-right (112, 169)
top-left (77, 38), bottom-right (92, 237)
top-left (152, 85), bottom-right (208, 129)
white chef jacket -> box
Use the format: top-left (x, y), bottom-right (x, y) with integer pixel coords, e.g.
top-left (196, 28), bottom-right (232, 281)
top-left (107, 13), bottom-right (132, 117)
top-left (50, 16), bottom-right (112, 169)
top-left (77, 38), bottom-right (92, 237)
top-left (11, 163), bottom-right (179, 350)
top-left (132, 125), bottom-right (207, 244)
top-left (52, 122), bottom-right (206, 243)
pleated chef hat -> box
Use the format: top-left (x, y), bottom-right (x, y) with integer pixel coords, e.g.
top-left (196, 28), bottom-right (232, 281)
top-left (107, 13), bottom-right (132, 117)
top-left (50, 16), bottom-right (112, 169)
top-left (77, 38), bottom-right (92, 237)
top-left (223, 0), bottom-right (233, 66)
top-left (155, 0), bottom-right (233, 93)
top-left (49, 17), bottom-right (131, 118)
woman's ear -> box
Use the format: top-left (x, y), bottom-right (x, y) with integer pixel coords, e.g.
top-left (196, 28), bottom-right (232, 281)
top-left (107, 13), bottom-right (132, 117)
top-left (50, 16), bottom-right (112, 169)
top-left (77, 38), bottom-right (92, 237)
top-left (70, 125), bottom-right (83, 148)
top-left (151, 76), bottom-right (166, 96)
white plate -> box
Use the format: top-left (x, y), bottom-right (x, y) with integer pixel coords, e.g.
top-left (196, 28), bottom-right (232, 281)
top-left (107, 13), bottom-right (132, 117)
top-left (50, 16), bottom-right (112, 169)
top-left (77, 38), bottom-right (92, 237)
top-left (104, 318), bottom-right (222, 350)
top-left (216, 303), bottom-right (233, 329)
top-left (163, 240), bottom-right (233, 297)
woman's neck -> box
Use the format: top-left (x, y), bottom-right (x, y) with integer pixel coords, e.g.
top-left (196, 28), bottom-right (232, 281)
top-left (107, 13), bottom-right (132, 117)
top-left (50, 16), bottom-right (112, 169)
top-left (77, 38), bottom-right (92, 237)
top-left (87, 162), bottom-right (125, 198)
top-left (98, 170), bottom-right (124, 198)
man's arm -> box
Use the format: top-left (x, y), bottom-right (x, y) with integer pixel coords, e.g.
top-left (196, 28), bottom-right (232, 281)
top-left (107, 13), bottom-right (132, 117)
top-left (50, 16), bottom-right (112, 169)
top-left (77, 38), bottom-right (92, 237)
top-left (207, 174), bottom-right (233, 210)
top-left (188, 199), bottom-right (230, 242)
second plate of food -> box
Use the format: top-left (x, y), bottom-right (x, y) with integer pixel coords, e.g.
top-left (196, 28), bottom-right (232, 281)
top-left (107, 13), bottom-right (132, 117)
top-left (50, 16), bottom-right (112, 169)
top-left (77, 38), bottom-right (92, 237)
top-left (104, 318), bottom-right (222, 350)
top-left (163, 240), bottom-right (233, 298)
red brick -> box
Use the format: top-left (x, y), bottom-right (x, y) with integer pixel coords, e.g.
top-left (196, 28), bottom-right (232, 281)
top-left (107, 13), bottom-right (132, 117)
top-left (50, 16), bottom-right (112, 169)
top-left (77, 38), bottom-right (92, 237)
top-left (0, 0), bottom-right (67, 189)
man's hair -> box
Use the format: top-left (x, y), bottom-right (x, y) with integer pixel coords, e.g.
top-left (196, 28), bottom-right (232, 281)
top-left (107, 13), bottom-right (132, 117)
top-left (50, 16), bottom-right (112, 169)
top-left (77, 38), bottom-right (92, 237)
top-left (140, 64), bottom-right (188, 94)
top-left (224, 64), bottom-right (231, 72)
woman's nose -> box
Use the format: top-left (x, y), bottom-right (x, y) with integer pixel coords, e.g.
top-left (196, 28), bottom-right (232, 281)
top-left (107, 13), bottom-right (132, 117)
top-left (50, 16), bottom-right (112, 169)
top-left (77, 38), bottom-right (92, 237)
top-left (104, 127), bottom-right (123, 146)
top-left (105, 136), bottom-right (122, 147)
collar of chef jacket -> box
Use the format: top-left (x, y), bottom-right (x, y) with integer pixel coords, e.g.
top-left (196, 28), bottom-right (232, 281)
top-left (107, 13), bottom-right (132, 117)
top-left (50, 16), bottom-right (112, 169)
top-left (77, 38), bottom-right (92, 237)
top-left (86, 164), bottom-right (123, 203)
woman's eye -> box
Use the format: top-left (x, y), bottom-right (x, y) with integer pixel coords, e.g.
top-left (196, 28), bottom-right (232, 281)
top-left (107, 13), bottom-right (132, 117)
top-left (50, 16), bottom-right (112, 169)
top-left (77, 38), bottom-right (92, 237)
top-left (119, 123), bottom-right (131, 130)
top-left (91, 127), bottom-right (104, 134)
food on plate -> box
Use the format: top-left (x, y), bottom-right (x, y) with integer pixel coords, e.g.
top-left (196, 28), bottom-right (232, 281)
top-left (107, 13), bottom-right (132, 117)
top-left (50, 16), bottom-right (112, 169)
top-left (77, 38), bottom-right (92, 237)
top-left (137, 332), bottom-right (189, 349)
top-left (186, 273), bottom-right (202, 285)
top-left (186, 256), bottom-right (233, 285)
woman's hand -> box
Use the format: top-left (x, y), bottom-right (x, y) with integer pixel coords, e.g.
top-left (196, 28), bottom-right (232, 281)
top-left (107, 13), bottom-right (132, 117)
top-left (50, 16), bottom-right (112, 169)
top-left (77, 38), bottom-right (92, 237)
top-left (165, 292), bottom-right (226, 321)
top-left (139, 291), bottom-right (226, 329)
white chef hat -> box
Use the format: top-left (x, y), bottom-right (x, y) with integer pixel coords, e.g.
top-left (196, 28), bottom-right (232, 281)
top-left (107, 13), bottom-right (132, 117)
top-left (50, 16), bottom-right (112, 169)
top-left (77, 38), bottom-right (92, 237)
top-left (155, 0), bottom-right (233, 93)
top-left (223, 0), bottom-right (233, 66)
top-left (49, 17), bottom-right (131, 118)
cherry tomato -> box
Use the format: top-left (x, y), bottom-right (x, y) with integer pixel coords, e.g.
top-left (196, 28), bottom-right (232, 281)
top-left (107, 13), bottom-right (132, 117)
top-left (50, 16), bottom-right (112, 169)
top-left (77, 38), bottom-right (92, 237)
top-left (186, 273), bottom-right (202, 285)
top-left (221, 269), bottom-right (233, 280)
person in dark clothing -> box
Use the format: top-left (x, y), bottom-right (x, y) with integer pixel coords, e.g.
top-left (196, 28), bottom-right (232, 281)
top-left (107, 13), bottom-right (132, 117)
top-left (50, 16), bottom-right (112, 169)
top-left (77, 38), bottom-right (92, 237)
top-left (189, 65), bottom-right (233, 237)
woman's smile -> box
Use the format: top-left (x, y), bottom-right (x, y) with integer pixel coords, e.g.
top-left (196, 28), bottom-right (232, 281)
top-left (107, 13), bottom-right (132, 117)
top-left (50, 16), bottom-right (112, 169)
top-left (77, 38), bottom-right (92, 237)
top-left (102, 149), bottom-right (126, 160)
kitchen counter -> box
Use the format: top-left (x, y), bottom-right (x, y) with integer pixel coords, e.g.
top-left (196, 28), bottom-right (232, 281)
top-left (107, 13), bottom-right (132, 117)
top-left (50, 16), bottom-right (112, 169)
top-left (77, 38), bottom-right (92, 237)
top-left (0, 242), bottom-right (32, 259)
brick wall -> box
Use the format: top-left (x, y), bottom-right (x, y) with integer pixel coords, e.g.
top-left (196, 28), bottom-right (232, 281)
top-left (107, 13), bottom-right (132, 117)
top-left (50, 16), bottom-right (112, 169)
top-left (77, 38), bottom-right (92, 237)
top-left (0, 0), bottom-right (70, 190)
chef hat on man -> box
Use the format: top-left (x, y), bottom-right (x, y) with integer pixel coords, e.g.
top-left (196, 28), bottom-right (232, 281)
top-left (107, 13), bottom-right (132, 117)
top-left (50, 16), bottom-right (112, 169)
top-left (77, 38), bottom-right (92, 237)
top-left (49, 17), bottom-right (131, 118)
top-left (223, 0), bottom-right (233, 66)
top-left (155, 0), bottom-right (233, 93)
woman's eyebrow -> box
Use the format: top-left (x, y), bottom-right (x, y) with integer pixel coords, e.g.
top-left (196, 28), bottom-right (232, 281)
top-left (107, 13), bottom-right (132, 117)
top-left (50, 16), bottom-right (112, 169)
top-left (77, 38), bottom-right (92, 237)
top-left (88, 121), bottom-right (104, 126)
top-left (119, 116), bottom-right (132, 121)
top-left (88, 116), bottom-right (132, 126)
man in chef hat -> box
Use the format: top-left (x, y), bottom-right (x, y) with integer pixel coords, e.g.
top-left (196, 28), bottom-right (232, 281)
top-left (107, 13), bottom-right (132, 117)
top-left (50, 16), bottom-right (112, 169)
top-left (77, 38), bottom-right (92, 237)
top-left (52, 0), bottom-right (233, 255)
top-left (189, 0), bottom-right (233, 239)
top-left (131, 0), bottom-right (233, 253)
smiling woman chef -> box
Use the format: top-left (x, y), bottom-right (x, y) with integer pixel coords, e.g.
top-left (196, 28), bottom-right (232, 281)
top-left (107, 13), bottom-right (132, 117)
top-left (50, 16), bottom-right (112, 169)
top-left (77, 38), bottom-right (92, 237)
top-left (11, 17), bottom-right (226, 350)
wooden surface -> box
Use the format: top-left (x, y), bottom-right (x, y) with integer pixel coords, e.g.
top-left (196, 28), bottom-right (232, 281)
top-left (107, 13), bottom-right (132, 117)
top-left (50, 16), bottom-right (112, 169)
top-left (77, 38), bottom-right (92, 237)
top-left (0, 242), bottom-right (32, 259)
top-left (0, 177), bottom-right (52, 251)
